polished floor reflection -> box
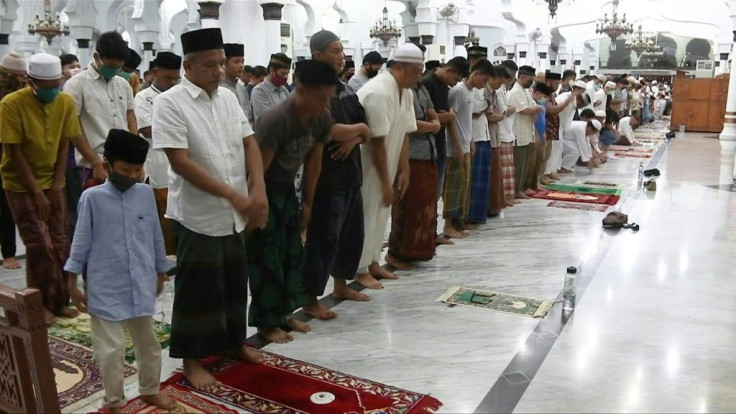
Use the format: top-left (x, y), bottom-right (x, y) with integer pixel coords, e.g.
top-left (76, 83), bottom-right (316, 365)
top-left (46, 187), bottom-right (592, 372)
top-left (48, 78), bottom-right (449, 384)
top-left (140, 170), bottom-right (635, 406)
top-left (2, 133), bottom-right (735, 413)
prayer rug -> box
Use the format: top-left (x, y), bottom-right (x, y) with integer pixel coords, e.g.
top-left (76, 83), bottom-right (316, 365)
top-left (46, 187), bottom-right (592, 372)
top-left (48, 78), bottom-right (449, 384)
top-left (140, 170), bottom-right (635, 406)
top-left (634, 130), bottom-right (667, 139)
top-left (529, 189), bottom-right (620, 206)
top-left (164, 351), bottom-right (443, 413)
top-left (100, 384), bottom-right (238, 414)
top-left (546, 201), bottom-right (610, 212)
top-left (575, 180), bottom-right (624, 189)
top-left (543, 183), bottom-right (623, 196)
top-left (48, 313), bottom-right (171, 363)
top-left (49, 336), bottom-right (137, 413)
top-left (437, 286), bottom-right (554, 318)
top-left (613, 152), bottom-right (653, 159)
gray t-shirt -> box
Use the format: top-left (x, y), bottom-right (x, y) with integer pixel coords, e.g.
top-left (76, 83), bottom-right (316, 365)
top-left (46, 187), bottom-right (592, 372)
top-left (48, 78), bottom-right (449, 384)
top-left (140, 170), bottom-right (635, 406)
top-left (348, 71), bottom-right (370, 92)
top-left (447, 82), bottom-right (473, 157)
top-left (409, 84), bottom-right (436, 161)
top-left (256, 94), bottom-right (334, 186)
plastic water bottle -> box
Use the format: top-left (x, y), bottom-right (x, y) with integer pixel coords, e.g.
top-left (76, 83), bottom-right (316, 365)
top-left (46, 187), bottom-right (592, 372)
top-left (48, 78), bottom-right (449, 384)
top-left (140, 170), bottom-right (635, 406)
top-left (563, 266), bottom-right (577, 312)
top-left (637, 162), bottom-right (644, 187)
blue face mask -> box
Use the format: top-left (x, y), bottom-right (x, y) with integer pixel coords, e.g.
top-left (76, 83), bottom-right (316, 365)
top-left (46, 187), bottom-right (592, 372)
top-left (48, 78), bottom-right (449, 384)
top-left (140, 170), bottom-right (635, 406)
top-left (118, 71), bottom-right (133, 81)
top-left (536, 98), bottom-right (548, 105)
top-left (34, 86), bottom-right (60, 103)
top-left (97, 65), bottom-right (120, 80)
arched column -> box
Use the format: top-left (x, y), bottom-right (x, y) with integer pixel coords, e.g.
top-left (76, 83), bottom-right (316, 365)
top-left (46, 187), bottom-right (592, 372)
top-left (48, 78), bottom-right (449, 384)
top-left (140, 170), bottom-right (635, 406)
top-left (259, 1), bottom-right (285, 57)
top-left (198, 0), bottom-right (223, 29)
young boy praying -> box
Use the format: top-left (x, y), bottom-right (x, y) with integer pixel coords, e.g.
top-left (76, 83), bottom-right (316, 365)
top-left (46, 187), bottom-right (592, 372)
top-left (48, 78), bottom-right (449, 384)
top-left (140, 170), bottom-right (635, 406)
top-left (65, 129), bottom-right (175, 413)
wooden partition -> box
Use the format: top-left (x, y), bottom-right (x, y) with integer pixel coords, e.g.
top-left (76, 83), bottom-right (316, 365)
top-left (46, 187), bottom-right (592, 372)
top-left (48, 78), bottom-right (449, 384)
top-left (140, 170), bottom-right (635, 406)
top-left (0, 286), bottom-right (60, 413)
top-left (671, 77), bottom-right (728, 133)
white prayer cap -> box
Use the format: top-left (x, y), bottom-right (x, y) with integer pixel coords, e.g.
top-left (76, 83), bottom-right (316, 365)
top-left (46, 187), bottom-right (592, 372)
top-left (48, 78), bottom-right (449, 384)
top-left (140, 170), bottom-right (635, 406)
top-left (391, 43), bottom-right (424, 65)
top-left (28, 53), bottom-right (62, 80)
top-left (1, 52), bottom-right (26, 73)
top-left (627, 76), bottom-right (637, 84)
top-left (652, 80), bottom-right (658, 84)
top-left (595, 110), bottom-right (607, 118)
top-left (573, 80), bottom-right (587, 89)
top-left (590, 119), bottom-right (602, 131)
top-left (605, 81), bottom-right (616, 89)
top-left (596, 74), bottom-right (606, 82)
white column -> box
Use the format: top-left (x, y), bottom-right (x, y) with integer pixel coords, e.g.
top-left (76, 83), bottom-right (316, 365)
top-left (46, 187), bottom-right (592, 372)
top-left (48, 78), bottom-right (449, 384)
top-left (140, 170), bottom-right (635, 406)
top-left (718, 43), bottom-right (731, 75)
top-left (66, 0), bottom-right (98, 66)
top-left (719, 1), bottom-right (736, 185)
top-left (516, 41), bottom-right (529, 66)
top-left (197, 0), bottom-right (224, 29)
top-left (259, 1), bottom-right (284, 57)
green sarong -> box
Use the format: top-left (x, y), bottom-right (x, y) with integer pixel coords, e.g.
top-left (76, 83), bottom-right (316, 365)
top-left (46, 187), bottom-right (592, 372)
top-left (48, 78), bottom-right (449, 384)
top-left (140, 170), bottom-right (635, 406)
top-left (543, 183), bottom-right (623, 196)
top-left (246, 185), bottom-right (306, 328)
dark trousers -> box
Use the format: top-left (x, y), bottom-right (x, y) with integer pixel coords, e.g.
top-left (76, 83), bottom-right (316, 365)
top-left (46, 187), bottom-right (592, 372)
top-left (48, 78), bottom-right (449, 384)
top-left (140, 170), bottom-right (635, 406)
top-left (65, 166), bottom-right (83, 241)
top-left (0, 176), bottom-right (16, 259)
top-left (303, 187), bottom-right (364, 296)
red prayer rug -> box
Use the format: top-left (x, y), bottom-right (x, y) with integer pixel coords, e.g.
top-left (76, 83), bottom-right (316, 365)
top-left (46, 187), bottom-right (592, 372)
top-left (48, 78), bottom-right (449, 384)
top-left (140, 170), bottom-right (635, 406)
top-left (530, 189), bottom-right (620, 206)
top-left (547, 201), bottom-right (610, 212)
top-left (613, 152), bottom-right (653, 158)
top-left (164, 351), bottom-right (442, 413)
top-left (94, 384), bottom-right (238, 414)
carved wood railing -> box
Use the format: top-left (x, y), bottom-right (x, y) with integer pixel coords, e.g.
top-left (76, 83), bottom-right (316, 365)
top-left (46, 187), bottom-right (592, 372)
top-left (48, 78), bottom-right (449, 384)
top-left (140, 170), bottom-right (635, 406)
top-left (0, 286), bottom-right (59, 413)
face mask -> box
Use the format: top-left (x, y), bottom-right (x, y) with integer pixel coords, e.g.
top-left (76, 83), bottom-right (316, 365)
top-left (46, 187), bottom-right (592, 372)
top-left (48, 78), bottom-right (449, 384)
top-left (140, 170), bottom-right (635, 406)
top-left (108, 171), bottom-right (137, 192)
top-left (118, 71), bottom-right (133, 81)
top-left (69, 68), bottom-right (83, 77)
top-left (366, 67), bottom-right (379, 78)
top-left (595, 84), bottom-right (602, 91)
top-left (272, 73), bottom-right (288, 87)
top-left (34, 86), bottom-right (60, 103)
top-left (97, 64), bottom-right (120, 80)
top-left (536, 98), bottom-right (548, 104)
top-left (569, 80), bottom-right (576, 88)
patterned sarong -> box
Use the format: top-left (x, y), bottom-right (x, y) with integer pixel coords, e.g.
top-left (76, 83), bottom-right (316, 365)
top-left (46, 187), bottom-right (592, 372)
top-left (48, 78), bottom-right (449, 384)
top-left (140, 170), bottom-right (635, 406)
top-left (388, 160), bottom-right (438, 261)
top-left (500, 142), bottom-right (516, 199)
top-left (246, 185), bottom-right (306, 328)
top-left (442, 153), bottom-right (471, 227)
top-left (467, 141), bottom-right (491, 223)
top-left (488, 146), bottom-right (505, 214)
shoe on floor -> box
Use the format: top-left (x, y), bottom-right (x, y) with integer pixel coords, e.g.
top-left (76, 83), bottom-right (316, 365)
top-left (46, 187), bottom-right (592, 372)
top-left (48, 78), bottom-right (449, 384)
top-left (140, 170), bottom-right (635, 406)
top-left (644, 179), bottom-right (657, 191)
top-left (643, 168), bottom-right (660, 177)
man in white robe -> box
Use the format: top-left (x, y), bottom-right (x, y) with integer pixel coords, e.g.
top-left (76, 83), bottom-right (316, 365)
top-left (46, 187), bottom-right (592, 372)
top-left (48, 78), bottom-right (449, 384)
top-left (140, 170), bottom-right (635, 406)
top-left (562, 119), bottom-right (602, 172)
top-left (355, 44), bottom-right (421, 289)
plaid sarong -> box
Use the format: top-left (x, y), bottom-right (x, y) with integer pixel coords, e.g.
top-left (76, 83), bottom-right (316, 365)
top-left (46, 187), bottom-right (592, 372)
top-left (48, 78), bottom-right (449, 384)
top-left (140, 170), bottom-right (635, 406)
top-left (467, 141), bottom-right (492, 223)
top-left (443, 153), bottom-right (471, 226)
top-left (525, 142), bottom-right (547, 191)
top-left (500, 142), bottom-right (516, 199)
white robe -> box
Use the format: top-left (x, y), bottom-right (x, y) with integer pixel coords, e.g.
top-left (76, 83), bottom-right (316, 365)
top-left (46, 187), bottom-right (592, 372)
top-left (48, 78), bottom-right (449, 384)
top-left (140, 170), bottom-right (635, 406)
top-left (356, 72), bottom-right (418, 271)
top-left (561, 120), bottom-right (593, 170)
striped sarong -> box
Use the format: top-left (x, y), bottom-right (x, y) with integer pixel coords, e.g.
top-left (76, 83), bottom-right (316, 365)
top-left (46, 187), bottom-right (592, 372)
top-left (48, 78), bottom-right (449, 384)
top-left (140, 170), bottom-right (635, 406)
top-left (500, 142), bottom-right (516, 199)
top-left (443, 153), bottom-right (471, 227)
top-left (467, 141), bottom-right (491, 223)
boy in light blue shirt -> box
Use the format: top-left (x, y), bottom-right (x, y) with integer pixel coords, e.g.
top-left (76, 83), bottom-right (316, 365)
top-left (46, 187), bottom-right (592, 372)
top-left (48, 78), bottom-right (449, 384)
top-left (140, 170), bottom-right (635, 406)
top-left (65, 129), bottom-right (175, 413)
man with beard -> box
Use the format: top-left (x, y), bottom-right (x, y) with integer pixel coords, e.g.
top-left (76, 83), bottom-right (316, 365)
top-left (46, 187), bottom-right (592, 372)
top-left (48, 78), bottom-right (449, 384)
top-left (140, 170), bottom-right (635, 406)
top-left (349, 51), bottom-right (383, 92)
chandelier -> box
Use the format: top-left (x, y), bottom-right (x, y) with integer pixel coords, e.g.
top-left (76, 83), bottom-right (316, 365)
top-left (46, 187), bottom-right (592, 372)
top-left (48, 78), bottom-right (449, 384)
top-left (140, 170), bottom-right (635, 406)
top-left (28, 0), bottom-right (70, 45)
top-left (640, 47), bottom-right (665, 59)
top-left (595, 0), bottom-right (633, 42)
top-left (625, 25), bottom-right (655, 56)
top-left (370, 1), bottom-right (401, 47)
top-left (539, 0), bottom-right (574, 19)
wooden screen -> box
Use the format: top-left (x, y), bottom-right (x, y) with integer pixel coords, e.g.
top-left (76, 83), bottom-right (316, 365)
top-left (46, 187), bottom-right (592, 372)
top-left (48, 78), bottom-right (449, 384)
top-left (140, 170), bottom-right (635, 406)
top-left (671, 77), bottom-right (729, 133)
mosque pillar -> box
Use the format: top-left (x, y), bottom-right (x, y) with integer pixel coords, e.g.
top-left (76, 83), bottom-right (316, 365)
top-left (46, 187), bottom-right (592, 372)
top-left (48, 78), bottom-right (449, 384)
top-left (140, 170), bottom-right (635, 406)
top-left (186, 0), bottom-right (202, 32)
top-left (133, 0), bottom-right (162, 70)
top-left (260, 2), bottom-right (284, 57)
top-left (415, 2), bottom-right (438, 59)
top-left (516, 41), bottom-right (529, 66)
top-left (0, 0), bottom-right (19, 58)
top-left (75, 38), bottom-right (91, 67)
top-left (536, 40), bottom-right (550, 71)
top-left (573, 51), bottom-right (583, 75)
top-left (66, 0), bottom-right (98, 66)
top-left (718, 0), bottom-right (736, 185)
top-left (198, 0), bottom-right (224, 29)
top-left (47, 36), bottom-right (63, 55)
top-left (718, 43), bottom-right (731, 75)
top-left (449, 24), bottom-right (470, 58)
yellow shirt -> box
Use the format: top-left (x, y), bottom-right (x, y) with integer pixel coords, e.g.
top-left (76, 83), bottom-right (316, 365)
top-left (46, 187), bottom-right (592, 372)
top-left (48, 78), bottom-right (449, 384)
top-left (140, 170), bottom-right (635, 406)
top-left (0, 88), bottom-right (81, 192)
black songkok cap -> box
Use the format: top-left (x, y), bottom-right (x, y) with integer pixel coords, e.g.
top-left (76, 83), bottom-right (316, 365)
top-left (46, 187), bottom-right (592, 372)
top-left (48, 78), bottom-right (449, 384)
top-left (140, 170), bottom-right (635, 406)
top-left (545, 71), bottom-right (562, 80)
top-left (425, 60), bottom-right (441, 71)
top-left (223, 43), bottom-right (245, 58)
top-left (125, 48), bottom-right (142, 70)
top-left (362, 51), bottom-right (383, 65)
top-left (295, 60), bottom-right (338, 87)
top-left (518, 65), bottom-right (536, 76)
top-left (104, 129), bottom-right (149, 165)
top-left (466, 46), bottom-right (488, 58)
top-left (534, 82), bottom-right (553, 95)
top-left (181, 28), bottom-right (224, 55)
top-left (269, 53), bottom-right (292, 69)
top-left (154, 52), bottom-right (182, 70)
top-left (344, 60), bottom-right (355, 70)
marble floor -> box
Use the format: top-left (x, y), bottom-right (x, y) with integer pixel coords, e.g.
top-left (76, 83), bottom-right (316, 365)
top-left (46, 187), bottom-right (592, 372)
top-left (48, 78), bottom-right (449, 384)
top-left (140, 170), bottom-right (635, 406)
top-left (5, 131), bottom-right (736, 413)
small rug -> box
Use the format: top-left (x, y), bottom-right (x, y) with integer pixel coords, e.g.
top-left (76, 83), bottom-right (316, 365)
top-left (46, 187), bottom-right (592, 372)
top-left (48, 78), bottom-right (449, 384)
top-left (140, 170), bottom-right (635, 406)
top-left (100, 384), bottom-right (238, 414)
top-left (437, 286), bottom-right (554, 318)
top-left (529, 189), bottom-right (620, 206)
top-left (48, 313), bottom-right (171, 363)
top-left (50, 336), bottom-right (137, 413)
top-left (575, 180), bottom-right (624, 189)
top-left (543, 183), bottom-right (623, 196)
top-left (546, 201), bottom-right (610, 212)
top-left (162, 352), bottom-right (443, 414)
top-left (634, 130), bottom-right (667, 139)
top-left (608, 145), bottom-right (655, 153)
top-left (613, 152), bottom-right (653, 158)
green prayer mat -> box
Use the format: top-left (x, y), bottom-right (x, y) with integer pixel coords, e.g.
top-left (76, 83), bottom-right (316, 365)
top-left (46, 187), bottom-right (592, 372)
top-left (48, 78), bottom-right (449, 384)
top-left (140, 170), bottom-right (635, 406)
top-left (544, 183), bottom-right (623, 196)
top-left (48, 313), bottom-right (171, 363)
top-left (437, 286), bottom-right (554, 318)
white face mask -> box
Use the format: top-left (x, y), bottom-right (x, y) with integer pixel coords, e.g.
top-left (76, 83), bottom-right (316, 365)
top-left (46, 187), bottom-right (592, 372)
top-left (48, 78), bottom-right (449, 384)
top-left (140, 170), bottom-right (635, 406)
top-left (569, 80), bottom-right (575, 88)
top-left (69, 68), bottom-right (83, 77)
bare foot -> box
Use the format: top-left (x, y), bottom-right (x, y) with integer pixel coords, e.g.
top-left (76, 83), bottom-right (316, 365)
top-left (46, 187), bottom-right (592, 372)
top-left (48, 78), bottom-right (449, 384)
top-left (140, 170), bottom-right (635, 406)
top-left (234, 345), bottom-right (265, 363)
top-left (523, 189), bottom-right (537, 196)
top-left (303, 301), bottom-right (337, 320)
top-left (183, 359), bottom-right (221, 391)
top-left (355, 273), bottom-right (384, 289)
top-left (369, 262), bottom-right (398, 280)
top-left (57, 307), bottom-right (79, 319)
top-left (333, 285), bottom-right (371, 301)
top-left (258, 327), bottom-right (293, 343)
top-left (2, 257), bottom-right (20, 269)
top-left (141, 393), bottom-right (177, 411)
top-left (435, 236), bottom-right (454, 245)
top-left (286, 318), bottom-right (311, 333)
top-left (559, 168), bottom-right (573, 174)
top-left (464, 223), bottom-right (480, 230)
top-left (44, 309), bottom-right (56, 327)
top-left (105, 405), bottom-right (122, 414)
top-left (549, 173), bottom-right (561, 180)
top-left (515, 192), bottom-right (531, 199)
top-left (444, 227), bottom-right (467, 239)
top-left (385, 254), bottom-right (414, 270)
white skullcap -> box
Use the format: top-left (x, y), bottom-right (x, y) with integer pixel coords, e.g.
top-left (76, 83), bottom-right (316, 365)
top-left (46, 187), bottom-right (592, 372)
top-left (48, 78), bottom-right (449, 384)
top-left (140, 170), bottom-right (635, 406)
top-left (28, 53), bottom-right (62, 80)
top-left (627, 76), bottom-right (637, 84)
top-left (1, 52), bottom-right (27, 72)
top-left (652, 80), bottom-right (658, 84)
top-left (391, 43), bottom-right (424, 64)
top-left (595, 110), bottom-right (607, 118)
top-left (590, 119), bottom-right (602, 131)
top-left (605, 81), bottom-right (616, 89)
top-left (573, 80), bottom-right (587, 89)
top-left (596, 74), bottom-right (606, 82)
